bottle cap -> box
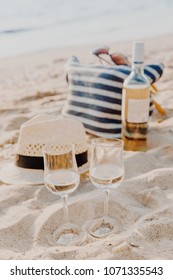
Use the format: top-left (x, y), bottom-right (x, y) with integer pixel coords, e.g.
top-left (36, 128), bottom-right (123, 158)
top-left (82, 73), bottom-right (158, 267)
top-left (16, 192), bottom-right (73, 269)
top-left (132, 41), bottom-right (144, 63)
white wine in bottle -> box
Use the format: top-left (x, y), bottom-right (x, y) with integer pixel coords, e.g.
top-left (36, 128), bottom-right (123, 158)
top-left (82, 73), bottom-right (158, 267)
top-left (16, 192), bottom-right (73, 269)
top-left (122, 42), bottom-right (150, 151)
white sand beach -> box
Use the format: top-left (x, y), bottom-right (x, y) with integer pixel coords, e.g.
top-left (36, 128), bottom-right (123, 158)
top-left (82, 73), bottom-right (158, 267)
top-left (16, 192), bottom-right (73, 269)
top-left (0, 34), bottom-right (173, 259)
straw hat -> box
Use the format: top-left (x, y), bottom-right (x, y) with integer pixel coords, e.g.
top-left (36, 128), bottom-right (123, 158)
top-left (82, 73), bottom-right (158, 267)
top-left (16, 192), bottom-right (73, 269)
top-left (0, 114), bottom-right (88, 185)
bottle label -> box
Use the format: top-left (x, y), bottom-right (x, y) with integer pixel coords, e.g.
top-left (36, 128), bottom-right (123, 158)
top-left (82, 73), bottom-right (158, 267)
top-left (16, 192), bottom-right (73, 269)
top-left (128, 98), bottom-right (150, 123)
top-left (123, 87), bottom-right (150, 124)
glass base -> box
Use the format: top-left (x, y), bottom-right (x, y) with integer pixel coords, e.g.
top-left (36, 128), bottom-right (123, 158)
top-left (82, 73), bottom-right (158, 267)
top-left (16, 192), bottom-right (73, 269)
top-left (53, 222), bottom-right (85, 246)
top-left (86, 216), bottom-right (120, 238)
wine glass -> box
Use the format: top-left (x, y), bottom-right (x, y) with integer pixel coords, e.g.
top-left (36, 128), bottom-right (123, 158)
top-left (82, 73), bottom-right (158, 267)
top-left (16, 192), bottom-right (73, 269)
top-left (88, 138), bottom-right (124, 238)
top-left (43, 143), bottom-right (85, 245)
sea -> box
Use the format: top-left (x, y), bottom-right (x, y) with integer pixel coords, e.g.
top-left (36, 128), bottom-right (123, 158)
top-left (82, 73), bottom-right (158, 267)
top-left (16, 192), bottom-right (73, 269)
top-left (0, 0), bottom-right (173, 58)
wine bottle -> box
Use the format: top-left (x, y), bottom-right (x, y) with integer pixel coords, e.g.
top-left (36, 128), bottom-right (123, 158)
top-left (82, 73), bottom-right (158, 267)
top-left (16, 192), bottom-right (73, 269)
top-left (122, 42), bottom-right (150, 151)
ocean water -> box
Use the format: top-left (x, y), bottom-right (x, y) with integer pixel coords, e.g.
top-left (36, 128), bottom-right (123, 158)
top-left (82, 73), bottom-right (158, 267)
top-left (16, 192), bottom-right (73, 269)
top-left (0, 0), bottom-right (173, 58)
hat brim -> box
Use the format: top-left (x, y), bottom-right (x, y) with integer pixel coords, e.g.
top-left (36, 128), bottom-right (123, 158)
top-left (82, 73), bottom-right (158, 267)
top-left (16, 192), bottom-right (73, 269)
top-left (0, 163), bottom-right (44, 185)
top-left (0, 161), bottom-right (89, 186)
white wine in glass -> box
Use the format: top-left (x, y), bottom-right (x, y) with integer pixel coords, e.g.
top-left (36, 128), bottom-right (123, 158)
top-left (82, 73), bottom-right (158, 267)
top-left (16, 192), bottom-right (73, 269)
top-left (45, 169), bottom-right (80, 195)
top-left (43, 144), bottom-right (85, 245)
top-left (88, 138), bottom-right (124, 238)
top-left (90, 163), bottom-right (124, 188)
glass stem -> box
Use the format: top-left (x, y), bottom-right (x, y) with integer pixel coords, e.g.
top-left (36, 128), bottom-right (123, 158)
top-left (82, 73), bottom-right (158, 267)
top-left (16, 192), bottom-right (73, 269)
top-left (61, 195), bottom-right (69, 224)
top-left (103, 190), bottom-right (109, 217)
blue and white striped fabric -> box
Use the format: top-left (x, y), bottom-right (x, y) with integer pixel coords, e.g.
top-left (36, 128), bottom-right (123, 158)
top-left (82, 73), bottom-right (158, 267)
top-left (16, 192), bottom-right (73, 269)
top-left (62, 56), bottom-right (164, 138)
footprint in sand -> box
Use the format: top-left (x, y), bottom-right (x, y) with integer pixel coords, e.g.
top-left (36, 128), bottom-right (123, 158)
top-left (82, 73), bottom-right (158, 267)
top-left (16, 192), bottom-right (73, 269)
top-left (4, 116), bottom-right (29, 131)
top-left (17, 91), bottom-right (57, 103)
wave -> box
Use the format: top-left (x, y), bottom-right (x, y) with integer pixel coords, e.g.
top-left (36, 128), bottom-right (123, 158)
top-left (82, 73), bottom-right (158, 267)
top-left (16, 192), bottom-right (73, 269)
top-left (0, 11), bottom-right (101, 36)
top-left (0, 27), bottom-right (35, 35)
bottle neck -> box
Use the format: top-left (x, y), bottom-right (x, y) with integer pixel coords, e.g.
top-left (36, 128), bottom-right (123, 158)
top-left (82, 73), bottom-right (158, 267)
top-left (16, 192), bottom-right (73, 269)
top-left (132, 62), bottom-right (144, 75)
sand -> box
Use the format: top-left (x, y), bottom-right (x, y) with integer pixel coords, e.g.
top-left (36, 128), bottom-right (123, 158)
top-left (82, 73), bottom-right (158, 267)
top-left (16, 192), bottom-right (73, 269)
top-left (0, 34), bottom-right (173, 260)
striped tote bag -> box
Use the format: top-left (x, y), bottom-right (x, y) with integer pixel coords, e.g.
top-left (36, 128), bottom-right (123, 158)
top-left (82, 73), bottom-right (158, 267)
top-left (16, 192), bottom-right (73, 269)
top-left (62, 56), bottom-right (164, 138)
